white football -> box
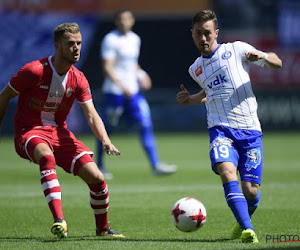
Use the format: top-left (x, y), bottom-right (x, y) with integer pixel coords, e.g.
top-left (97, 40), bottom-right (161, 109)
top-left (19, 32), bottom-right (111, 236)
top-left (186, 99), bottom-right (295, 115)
top-left (171, 197), bottom-right (207, 232)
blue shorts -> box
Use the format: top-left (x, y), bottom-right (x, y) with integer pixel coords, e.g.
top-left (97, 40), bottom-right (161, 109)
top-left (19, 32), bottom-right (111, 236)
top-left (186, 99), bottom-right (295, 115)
top-left (209, 126), bottom-right (263, 185)
top-left (101, 92), bottom-right (152, 130)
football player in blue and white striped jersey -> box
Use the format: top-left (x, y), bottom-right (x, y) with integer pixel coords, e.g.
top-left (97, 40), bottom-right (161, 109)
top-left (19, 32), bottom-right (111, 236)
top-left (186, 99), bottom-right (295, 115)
top-left (177, 9), bottom-right (282, 243)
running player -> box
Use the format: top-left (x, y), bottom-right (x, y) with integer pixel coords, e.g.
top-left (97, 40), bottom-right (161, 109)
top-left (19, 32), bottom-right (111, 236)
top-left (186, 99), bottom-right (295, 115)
top-left (0, 23), bottom-right (124, 238)
top-left (97, 9), bottom-right (177, 179)
top-left (176, 10), bottom-right (282, 243)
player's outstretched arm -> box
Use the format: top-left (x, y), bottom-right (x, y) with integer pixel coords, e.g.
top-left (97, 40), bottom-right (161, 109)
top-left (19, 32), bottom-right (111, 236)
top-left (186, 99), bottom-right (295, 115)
top-left (0, 85), bottom-right (18, 137)
top-left (80, 101), bottom-right (121, 156)
top-left (246, 51), bottom-right (282, 70)
top-left (176, 84), bottom-right (206, 106)
top-left (263, 52), bottom-right (282, 69)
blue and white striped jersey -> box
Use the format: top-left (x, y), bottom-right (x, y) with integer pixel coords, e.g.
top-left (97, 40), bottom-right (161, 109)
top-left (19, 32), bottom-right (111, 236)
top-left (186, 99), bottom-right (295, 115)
top-left (189, 41), bottom-right (266, 131)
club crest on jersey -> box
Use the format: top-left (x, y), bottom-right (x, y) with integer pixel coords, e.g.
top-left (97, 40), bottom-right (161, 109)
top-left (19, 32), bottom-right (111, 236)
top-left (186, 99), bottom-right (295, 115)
top-left (195, 65), bottom-right (202, 76)
top-left (245, 148), bottom-right (261, 171)
top-left (66, 87), bottom-right (73, 98)
top-left (222, 51), bottom-right (232, 60)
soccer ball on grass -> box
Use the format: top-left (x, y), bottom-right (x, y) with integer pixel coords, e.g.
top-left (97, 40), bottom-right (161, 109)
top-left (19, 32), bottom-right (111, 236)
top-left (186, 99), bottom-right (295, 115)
top-left (171, 197), bottom-right (207, 232)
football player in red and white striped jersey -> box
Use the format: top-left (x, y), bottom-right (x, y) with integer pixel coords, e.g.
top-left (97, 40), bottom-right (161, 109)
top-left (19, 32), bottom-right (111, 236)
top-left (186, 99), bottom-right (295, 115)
top-left (0, 22), bottom-right (124, 238)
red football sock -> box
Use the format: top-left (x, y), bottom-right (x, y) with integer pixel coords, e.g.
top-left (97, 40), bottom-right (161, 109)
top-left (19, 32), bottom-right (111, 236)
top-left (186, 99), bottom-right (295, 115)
top-left (88, 181), bottom-right (109, 231)
top-left (39, 155), bottom-right (64, 220)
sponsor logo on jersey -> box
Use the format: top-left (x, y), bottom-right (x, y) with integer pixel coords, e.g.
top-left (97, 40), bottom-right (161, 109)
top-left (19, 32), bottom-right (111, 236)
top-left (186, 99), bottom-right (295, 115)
top-left (245, 148), bottom-right (261, 171)
top-left (39, 85), bottom-right (49, 89)
top-left (49, 92), bottom-right (64, 98)
top-left (195, 65), bottom-right (202, 76)
top-left (222, 51), bottom-right (232, 60)
top-left (29, 97), bottom-right (70, 112)
top-left (66, 87), bottom-right (73, 98)
top-left (207, 74), bottom-right (227, 89)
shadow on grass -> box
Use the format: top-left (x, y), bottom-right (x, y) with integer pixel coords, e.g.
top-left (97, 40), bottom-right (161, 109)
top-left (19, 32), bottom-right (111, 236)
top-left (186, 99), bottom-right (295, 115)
top-left (1, 236), bottom-right (300, 249)
top-left (0, 235), bottom-right (229, 243)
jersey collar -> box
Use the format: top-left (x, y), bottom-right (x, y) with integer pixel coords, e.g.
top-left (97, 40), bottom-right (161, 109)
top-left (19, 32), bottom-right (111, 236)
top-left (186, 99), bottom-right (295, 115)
top-left (49, 56), bottom-right (68, 78)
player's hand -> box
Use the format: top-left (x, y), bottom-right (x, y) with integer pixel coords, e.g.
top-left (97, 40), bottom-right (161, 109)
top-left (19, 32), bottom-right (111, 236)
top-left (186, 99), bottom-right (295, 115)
top-left (176, 84), bottom-right (190, 106)
top-left (122, 87), bottom-right (133, 99)
top-left (245, 51), bottom-right (262, 62)
top-left (138, 70), bottom-right (152, 91)
top-left (103, 143), bottom-right (122, 156)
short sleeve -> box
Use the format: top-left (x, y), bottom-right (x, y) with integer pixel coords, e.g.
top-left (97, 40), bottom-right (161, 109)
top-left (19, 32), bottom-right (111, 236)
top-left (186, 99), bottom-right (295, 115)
top-left (235, 41), bottom-right (266, 67)
top-left (188, 65), bottom-right (198, 82)
top-left (188, 58), bottom-right (205, 89)
top-left (101, 34), bottom-right (116, 60)
top-left (9, 63), bottom-right (38, 94)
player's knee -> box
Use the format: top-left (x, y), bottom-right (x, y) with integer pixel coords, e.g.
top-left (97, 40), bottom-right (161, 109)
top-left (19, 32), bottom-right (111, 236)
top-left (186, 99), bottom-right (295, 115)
top-left (216, 162), bottom-right (237, 182)
top-left (85, 174), bottom-right (104, 184)
top-left (91, 170), bottom-right (105, 184)
top-left (77, 161), bottom-right (105, 184)
top-left (242, 182), bottom-right (259, 200)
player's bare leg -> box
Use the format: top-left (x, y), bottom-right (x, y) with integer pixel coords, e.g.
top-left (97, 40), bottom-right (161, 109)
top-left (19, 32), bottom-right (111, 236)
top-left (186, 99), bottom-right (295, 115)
top-left (242, 181), bottom-right (261, 218)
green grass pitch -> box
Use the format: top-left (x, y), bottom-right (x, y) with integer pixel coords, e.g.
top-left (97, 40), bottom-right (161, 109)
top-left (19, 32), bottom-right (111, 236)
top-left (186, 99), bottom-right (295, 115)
top-left (0, 131), bottom-right (299, 249)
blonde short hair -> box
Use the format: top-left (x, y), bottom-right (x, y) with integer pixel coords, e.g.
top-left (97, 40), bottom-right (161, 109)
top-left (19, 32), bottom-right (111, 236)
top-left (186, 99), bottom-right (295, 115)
top-left (54, 23), bottom-right (80, 42)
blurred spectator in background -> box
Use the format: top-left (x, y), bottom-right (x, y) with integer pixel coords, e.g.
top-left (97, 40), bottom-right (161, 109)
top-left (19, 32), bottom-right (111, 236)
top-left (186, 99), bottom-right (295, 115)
top-left (96, 9), bottom-right (177, 179)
